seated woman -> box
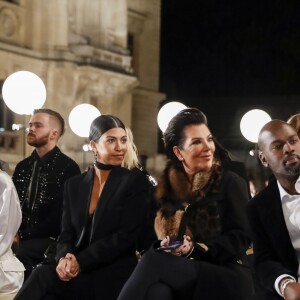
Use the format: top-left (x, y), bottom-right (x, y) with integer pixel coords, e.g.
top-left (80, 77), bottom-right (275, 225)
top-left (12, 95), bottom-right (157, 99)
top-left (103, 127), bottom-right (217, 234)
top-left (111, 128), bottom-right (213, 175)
top-left (15, 114), bottom-right (150, 300)
top-left (118, 108), bottom-right (254, 300)
top-left (0, 170), bottom-right (25, 296)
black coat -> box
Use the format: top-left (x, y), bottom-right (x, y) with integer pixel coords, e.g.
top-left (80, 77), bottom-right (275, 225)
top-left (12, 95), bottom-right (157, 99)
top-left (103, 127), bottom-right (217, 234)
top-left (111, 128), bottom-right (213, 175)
top-left (55, 166), bottom-right (150, 299)
top-left (155, 162), bottom-right (252, 264)
top-left (247, 179), bottom-right (298, 294)
top-left (118, 163), bottom-right (254, 300)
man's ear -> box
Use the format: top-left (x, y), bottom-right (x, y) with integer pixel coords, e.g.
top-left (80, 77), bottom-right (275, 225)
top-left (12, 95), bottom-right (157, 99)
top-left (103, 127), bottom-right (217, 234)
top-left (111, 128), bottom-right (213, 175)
top-left (50, 129), bottom-right (59, 140)
top-left (259, 151), bottom-right (268, 167)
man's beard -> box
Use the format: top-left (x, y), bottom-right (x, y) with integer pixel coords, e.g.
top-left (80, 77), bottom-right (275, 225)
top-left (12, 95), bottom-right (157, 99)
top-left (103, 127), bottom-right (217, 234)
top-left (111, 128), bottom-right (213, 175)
top-left (27, 133), bottom-right (49, 148)
top-left (284, 161), bottom-right (300, 179)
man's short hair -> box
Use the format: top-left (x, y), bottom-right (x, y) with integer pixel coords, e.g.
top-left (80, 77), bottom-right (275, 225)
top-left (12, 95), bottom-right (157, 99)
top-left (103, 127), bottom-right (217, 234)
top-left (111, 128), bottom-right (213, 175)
top-left (33, 108), bottom-right (65, 136)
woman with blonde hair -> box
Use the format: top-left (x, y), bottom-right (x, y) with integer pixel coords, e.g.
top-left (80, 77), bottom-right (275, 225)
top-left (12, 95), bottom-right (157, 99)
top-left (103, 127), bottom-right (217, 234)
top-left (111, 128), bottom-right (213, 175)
top-left (287, 113), bottom-right (300, 137)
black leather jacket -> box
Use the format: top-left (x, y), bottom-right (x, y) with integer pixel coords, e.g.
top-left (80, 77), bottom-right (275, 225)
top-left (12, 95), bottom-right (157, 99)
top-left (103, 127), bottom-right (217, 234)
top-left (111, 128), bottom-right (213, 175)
top-left (12, 146), bottom-right (81, 240)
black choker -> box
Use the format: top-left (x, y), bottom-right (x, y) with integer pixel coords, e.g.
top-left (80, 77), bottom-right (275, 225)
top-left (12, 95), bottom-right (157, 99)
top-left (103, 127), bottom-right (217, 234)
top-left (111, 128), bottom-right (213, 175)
top-left (94, 161), bottom-right (119, 170)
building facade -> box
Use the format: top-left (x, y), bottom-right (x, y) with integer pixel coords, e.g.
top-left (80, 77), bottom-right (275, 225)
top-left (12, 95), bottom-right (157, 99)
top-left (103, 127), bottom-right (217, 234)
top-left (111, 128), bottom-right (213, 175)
top-left (0, 0), bottom-right (164, 172)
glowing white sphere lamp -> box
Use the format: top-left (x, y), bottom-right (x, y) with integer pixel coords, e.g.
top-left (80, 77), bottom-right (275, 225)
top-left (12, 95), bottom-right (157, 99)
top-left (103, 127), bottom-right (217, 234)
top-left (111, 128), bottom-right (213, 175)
top-left (69, 104), bottom-right (101, 138)
top-left (2, 71), bottom-right (46, 115)
top-left (240, 109), bottom-right (272, 143)
top-left (157, 101), bottom-right (187, 132)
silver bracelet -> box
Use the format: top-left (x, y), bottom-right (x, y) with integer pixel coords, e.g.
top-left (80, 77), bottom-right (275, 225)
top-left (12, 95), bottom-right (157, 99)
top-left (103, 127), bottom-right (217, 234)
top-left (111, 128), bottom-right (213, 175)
top-left (280, 278), bottom-right (295, 299)
top-left (185, 247), bottom-right (194, 258)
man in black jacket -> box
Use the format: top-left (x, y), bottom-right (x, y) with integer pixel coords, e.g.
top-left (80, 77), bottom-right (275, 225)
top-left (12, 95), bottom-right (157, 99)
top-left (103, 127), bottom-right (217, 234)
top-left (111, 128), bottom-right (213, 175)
top-left (13, 109), bottom-right (81, 279)
top-left (247, 120), bottom-right (300, 299)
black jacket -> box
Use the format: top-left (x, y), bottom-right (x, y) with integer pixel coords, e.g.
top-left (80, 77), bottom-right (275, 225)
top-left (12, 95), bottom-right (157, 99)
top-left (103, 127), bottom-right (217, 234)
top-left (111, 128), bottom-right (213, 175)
top-left (155, 161), bottom-right (252, 264)
top-left (12, 146), bottom-right (81, 240)
top-left (55, 167), bottom-right (150, 299)
top-left (56, 166), bottom-right (149, 269)
top-left (247, 179), bottom-right (298, 294)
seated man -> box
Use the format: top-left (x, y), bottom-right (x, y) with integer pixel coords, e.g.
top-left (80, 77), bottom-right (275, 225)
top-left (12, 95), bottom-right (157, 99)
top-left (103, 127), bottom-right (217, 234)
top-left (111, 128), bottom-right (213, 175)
top-left (12, 109), bottom-right (81, 279)
top-left (0, 169), bottom-right (25, 296)
top-left (247, 120), bottom-right (300, 299)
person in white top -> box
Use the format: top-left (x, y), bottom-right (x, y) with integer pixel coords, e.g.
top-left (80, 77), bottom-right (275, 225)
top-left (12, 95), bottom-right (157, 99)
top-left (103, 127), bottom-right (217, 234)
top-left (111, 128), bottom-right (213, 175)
top-left (247, 120), bottom-right (300, 300)
top-left (0, 170), bottom-right (25, 295)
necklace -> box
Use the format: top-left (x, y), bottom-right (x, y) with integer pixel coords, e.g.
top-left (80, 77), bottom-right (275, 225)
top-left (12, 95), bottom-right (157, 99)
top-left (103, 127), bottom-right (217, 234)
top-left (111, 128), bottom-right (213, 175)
top-left (94, 161), bottom-right (119, 170)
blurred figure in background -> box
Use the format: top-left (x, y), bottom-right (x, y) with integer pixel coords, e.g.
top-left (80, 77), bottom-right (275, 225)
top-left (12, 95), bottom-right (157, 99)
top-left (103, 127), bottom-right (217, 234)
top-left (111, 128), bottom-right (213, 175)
top-left (0, 170), bottom-right (25, 297)
top-left (0, 159), bottom-right (10, 173)
top-left (287, 113), bottom-right (300, 137)
top-left (123, 127), bottom-right (157, 257)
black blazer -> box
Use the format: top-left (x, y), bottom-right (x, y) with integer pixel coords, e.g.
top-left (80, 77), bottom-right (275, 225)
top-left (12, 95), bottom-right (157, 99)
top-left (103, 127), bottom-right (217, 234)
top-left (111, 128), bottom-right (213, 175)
top-left (247, 179), bottom-right (298, 293)
top-left (55, 166), bottom-right (149, 295)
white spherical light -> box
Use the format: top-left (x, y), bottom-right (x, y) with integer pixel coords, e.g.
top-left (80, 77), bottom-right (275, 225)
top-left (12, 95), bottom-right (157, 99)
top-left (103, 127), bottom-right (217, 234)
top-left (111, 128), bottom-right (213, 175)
top-left (240, 109), bottom-right (272, 143)
top-left (157, 101), bottom-right (187, 132)
top-left (69, 104), bottom-right (101, 138)
top-left (2, 71), bottom-right (46, 115)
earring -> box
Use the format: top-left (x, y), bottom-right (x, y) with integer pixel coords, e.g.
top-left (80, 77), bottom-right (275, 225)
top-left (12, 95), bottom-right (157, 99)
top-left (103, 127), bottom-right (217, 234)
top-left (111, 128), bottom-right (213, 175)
top-left (179, 156), bottom-right (184, 161)
top-left (94, 151), bottom-right (98, 160)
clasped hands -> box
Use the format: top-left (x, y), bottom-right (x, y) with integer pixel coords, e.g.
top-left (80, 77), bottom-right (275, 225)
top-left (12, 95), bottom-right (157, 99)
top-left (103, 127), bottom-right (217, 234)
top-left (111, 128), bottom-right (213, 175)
top-left (160, 235), bottom-right (193, 256)
top-left (56, 253), bottom-right (81, 282)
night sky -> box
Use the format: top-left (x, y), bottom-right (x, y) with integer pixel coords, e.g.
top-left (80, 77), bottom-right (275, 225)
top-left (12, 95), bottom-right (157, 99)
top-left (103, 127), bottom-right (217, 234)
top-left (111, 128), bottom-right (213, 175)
top-left (159, 0), bottom-right (300, 156)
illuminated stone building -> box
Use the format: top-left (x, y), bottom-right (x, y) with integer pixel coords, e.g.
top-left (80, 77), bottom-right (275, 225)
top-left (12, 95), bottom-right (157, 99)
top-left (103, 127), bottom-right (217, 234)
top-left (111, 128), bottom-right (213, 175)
top-left (0, 0), bottom-right (164, 172)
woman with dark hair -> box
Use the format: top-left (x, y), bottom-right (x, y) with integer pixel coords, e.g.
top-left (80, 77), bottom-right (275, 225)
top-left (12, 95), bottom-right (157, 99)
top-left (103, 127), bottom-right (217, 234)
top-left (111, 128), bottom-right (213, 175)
top-left (118, 108), bottom-right (254, 300)
top-left (15, 115), bottom-right (150, 300)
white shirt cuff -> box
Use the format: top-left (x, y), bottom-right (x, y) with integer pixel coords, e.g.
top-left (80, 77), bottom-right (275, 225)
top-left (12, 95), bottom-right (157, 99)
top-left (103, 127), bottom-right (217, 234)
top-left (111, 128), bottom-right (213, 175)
top-left (274, 274), bottom-right (296, 297)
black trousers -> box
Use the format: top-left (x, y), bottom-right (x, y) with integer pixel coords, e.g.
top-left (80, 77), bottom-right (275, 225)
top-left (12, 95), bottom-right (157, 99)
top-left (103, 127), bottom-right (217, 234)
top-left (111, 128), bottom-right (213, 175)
top-left (14, 265), bottom-right (94, 300)
top-left (15, 258), bottom-right (136, 300)
top-left (17, 238), bottom-right (54, 280)
top-left (118, 247), bottom-right (198, 300)
top-left (118, 247), bottom-right (254, 300)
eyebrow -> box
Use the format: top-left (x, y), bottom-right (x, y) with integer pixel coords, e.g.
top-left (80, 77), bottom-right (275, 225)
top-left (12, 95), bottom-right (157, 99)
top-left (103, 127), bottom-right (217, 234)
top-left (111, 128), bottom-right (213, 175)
top-left (105, 135), bottom-right (127, 139)
top-left (270, 134), bottom-right (299, 144)
top-left (29, 121), bottom-right (43, 126)
top-left (190, 134), bottom-right (212, 140)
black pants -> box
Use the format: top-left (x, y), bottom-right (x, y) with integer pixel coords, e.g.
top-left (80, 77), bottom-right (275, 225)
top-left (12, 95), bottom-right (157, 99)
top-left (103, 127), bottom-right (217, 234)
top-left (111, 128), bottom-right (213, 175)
top-left (14, 265), bottom-right (94, 300)
top-left (118, 247), bottom-right (198, 300)
top-left (15, 258), bottom-right (136, 300)
top-left (17, 238), bottom-right (54, 280)
top-left (118, 247), bottom-right (254, 300)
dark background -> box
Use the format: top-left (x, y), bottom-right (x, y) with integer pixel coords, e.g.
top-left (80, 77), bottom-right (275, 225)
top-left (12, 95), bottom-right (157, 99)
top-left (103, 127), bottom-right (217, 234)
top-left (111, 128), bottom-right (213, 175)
top-left (159, 1), bottom-right (300, 184)
top-left (159, 1), bottom-right (300, 152)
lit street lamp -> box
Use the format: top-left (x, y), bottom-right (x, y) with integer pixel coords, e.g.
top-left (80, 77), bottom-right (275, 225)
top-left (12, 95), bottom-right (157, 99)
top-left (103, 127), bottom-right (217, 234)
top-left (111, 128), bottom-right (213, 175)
top-left (157, 101), bottom-right (187, 133)
top-left (2, 71), bottom-right (47, 158)
top-left (68, 103), bottom-right (101, 170)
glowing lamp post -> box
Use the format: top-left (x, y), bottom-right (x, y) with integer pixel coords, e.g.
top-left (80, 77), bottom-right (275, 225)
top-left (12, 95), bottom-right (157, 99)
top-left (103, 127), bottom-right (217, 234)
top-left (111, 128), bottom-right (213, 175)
top-left (2, 71), bottom-right (47, 157)
top-left (2, 71), bottom-right (46, 115)
top-left (68, 104), bottom-right (101, 170)
top-left (157, 101), bottom-right (187, 133)
top-left (68, 104), bottom-right (101, 138)
top-left (240, 109), bottom-right (271, 193)
top-left (240, 109), bottom-right (272, 144)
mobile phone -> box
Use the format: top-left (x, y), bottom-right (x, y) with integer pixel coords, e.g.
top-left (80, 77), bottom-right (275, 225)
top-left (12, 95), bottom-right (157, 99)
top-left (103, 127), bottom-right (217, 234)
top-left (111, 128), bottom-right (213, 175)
top-left (157, 240), bottom-right (183, 251)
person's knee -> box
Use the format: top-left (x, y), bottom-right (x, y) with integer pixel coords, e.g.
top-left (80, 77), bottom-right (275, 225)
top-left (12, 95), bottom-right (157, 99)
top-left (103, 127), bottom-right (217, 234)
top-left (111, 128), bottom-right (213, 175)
top-left (146, 283), bottom-right (173, 300)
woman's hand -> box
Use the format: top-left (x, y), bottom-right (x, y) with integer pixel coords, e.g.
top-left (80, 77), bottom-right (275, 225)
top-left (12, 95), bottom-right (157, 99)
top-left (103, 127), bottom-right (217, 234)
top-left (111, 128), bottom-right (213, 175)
top-left (160, 235), bottom-right (194, 257)
top-left (172, 235), bottom-right (193, 256)
top-left (56, 253), bottom-right (81, 281)
top-left (160, 236), bottom-right (171, 247)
